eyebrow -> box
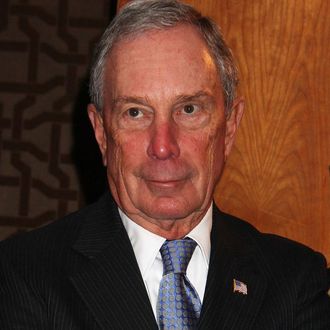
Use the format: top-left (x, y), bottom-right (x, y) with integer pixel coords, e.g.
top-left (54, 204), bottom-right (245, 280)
top-left (174, 90), bottom-right (213, 103)
top-left (111, 90), bottom-right (213, 108)
top-left (111, 96), bottom-right (150, 108)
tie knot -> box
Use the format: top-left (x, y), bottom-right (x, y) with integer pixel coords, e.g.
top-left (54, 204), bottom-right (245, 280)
top-left (160, 238), bottom-right (197, 275)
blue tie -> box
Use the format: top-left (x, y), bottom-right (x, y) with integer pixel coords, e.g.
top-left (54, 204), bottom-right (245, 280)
top-left (157, 238), bottom-right (202, 329)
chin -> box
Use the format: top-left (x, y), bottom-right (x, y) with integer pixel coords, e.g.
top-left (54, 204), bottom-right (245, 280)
top-left (140, 197), bottom-right (201, 221)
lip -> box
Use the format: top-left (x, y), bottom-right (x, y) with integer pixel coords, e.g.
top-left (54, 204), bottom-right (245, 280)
top-left (145, 179), bottom-right (186, 189)
top-left (148, 179), bottom-right (183, 185)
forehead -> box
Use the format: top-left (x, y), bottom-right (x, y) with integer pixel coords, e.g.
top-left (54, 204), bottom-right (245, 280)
top-left (104, 24), bottom-right (221, 100)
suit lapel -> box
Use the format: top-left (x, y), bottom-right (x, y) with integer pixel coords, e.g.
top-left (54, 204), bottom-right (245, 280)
top-left (68, 193), bottom-right (157, 329)
top-left (67, 194), bottom-right (268, 329)
top-left (198, 207), bottom-right (268, 330)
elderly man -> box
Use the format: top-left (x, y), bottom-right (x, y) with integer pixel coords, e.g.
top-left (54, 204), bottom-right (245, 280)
top-left (0, 0), bottom-right (329, 329)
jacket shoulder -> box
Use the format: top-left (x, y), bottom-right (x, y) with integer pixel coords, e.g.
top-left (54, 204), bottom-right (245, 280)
top-left (217, 209), bottom-right (328, 272)
top-left (0, 193), bottom-right (114, 263)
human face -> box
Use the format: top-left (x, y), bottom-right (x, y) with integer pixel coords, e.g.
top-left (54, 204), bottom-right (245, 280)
top-left (88, 25), bottom-right (243, 237)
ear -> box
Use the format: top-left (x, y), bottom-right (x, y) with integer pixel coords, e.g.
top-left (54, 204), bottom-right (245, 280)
top-left (224, 97), bottom-right (244, 159)
top-left (87, 104), bottom-right (108, 166)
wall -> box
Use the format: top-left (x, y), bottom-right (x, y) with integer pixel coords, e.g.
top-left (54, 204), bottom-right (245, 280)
top-left (1, 0), bottom-right (329, 262)
top-left (0, 0), bottom-right (115, 238)
top-left (118, 0), bottom-right (330, 262)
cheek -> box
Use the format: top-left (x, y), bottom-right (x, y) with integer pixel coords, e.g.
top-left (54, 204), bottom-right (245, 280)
top-left (107, 130), bottom-right (147, 173)
top-left (105, 135), bottom-right (121, 178)
top-left (182, 126), bottom-right (226, 182)
top-left (209, 131), bottom-right (227, 179)
top-left (186, 127), bottom-right (225, 159)
top-left (209, 128), bottom-right (226, 155)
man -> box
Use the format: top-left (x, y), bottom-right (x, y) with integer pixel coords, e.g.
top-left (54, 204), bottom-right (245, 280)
top-left (0, 0), bottom-right (329, 329)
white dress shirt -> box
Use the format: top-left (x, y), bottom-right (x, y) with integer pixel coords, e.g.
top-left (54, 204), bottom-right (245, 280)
top-left (119, 206), bottom-right (212, 319)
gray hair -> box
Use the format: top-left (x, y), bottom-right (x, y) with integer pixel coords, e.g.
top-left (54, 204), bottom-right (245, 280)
top-left (89, 0), bottom-right (239, 114)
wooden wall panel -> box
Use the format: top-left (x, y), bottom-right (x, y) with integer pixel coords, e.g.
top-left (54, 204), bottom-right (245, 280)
top-left (118, 0), bottom-right (330, 262)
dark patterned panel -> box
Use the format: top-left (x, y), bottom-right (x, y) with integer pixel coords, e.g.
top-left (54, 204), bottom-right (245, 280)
top-left (0, 0), bottom-right (114, 239)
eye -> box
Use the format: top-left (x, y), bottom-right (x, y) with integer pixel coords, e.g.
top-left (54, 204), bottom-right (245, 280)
top-left (127, 107), bottom-right (143, 118)
top-left (174, 102), bottom-right (210, 129)
top-left (183, 104), bottom-right (198, 114)
top-left (118, 106), bottom-right (153, 129)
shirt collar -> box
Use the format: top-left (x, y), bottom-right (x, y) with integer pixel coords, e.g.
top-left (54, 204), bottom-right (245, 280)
top-left (186, 205), bottom-right (212, 266)
top-left (119, 205), bottom-right (213, 279)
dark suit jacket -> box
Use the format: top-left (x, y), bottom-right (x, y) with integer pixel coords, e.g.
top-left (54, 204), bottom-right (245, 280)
top-left (0, 192), bottom-right (329, 329)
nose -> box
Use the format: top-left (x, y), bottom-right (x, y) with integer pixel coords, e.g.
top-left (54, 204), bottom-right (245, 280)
top-left (147, 122), bottom-right (180, 160)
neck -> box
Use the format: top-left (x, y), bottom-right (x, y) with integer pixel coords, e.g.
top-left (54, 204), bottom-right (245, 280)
top-left (121, 206), bottom-right (211, 240)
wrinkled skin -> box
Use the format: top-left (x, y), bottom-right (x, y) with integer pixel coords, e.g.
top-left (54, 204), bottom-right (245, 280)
top-left (88, 24), bottom-right (244, 239)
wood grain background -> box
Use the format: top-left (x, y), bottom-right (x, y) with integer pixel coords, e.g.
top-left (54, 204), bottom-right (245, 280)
top-left (118, 0), bottom-right (330, 262)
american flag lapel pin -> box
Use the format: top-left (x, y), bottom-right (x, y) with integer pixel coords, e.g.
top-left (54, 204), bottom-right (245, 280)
top-left (233, 279), bottom-right (248, 295)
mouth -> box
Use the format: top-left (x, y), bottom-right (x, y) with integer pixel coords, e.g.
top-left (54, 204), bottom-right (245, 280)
top-left (136, 164), bottom-right (194, 192)
top-left (141, 176), bottom-right (191, 194)
top-left (146, 179), bottom-right (185, 188)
